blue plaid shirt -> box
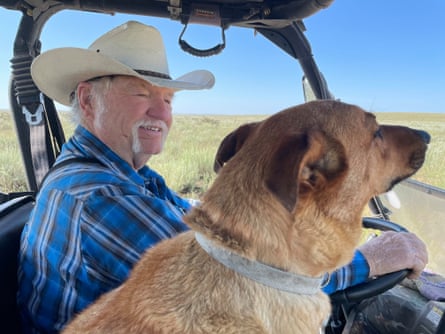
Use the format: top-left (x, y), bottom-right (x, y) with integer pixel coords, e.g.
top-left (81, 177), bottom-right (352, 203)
top-left (18, 126), bottom-right (191, 333)
top-left (18, 125), bottom-right (369, 333)
top-left (322, 251), bottom-right (369, 294)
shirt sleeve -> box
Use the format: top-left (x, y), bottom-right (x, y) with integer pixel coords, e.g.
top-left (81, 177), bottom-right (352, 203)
top-left (322, 250), bottom-right (370, 294)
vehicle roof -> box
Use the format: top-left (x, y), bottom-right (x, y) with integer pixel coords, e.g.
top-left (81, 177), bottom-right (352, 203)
top-left (1, 0), bottom-right (334, 27)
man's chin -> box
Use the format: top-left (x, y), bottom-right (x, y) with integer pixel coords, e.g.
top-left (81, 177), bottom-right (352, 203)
top-left (146, 145), bottom-right (163, 155)
top-left (133, 147), bottom-right (163, 159)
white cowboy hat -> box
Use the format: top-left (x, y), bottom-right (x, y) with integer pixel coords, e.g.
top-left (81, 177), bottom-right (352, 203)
top-left (31, 21), bottom-right (215, 106)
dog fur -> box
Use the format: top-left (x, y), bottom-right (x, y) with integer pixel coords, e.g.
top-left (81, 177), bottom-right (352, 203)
top-left (63, 100), bottom-right (429, 333)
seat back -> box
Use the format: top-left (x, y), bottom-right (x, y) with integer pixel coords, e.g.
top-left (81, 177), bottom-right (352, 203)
top-left (0, 195), bottom-right (34, 333)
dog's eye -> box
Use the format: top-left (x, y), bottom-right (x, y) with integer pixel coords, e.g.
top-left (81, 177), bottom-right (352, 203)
top-left (374, 128), bottom-right (383, 139)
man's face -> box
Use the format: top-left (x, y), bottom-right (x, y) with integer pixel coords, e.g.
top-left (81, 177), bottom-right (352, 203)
top-left (84, 76), bottom-right (174, 169)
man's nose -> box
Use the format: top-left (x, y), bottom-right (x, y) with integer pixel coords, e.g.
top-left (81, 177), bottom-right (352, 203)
top-left (148, 96), bottom-right (171, 118)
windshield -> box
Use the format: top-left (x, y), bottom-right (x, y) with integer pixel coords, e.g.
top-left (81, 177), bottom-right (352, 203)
top-left (379, 181), bottom-right (445, 275)
top-left (0, 1), bottom-right (444, 279)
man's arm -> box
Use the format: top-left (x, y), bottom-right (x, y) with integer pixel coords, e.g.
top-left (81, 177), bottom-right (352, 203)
top-left (322, 232), bottom-right (428, 294)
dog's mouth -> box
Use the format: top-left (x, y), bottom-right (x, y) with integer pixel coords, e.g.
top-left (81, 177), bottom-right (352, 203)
top-left (408, 129), bottom-right (430, 171)
top-left (409, 150), bottom-right (427, 171)
top-left (386, 176), bottom-right (407, 192)
top-left (384, 148), bottom-right (427, 193)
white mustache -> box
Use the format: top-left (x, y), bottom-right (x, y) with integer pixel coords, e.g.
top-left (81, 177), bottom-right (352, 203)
top-left (134, 119), bottom-right (169, 133)
top-left (131, 119), bottom-right (169, 154)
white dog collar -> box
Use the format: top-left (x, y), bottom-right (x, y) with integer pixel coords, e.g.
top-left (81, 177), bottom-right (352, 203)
top-left (195, 233), bottom-right (325, 295)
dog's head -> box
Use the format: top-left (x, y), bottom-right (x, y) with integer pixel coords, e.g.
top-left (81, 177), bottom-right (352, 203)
top-left (186, 100), bottom-right (430, 276)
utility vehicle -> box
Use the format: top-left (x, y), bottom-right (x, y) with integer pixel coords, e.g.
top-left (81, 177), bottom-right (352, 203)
top-left (0, 0), bottom-right (444, 333)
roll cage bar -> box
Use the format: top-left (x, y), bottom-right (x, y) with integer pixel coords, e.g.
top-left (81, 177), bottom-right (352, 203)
top-left (1, 0), bottom-right (334, 192)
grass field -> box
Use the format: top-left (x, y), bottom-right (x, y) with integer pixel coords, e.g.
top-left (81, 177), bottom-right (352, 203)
top-left (1, 109), bottom-right (444, 272)
top-left (1, 110), bottom-right (444, 196)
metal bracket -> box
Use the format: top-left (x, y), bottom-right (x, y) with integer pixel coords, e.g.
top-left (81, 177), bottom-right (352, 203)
top-left (22, 104), bottom-right (43, 126)
top-left (168, 0), bottom-right (182, 19)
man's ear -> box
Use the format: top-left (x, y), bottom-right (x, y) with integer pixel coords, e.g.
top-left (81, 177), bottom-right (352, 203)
top-left (213, 122), bottom-right (259, 172)
top-left (77, 81), bottom-right (95, 120)
top-left (265, 131), bottom-right (347, 212)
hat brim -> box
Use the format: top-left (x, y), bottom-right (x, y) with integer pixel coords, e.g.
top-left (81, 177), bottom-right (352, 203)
top-left (31, 47), bottom-right (215, 106)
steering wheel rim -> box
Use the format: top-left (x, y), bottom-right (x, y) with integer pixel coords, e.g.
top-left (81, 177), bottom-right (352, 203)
top-left (330, 217), bottom-right (410, 304)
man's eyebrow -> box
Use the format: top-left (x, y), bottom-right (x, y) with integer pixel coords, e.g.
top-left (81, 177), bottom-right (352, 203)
top-left (127, 81), bottom-right (149, 90)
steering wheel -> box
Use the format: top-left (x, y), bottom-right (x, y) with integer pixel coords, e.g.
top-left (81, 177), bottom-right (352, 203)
top-left (330, 217), bottom-right (410, 305)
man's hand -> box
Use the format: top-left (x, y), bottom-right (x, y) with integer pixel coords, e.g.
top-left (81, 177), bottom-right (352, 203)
top-left (358, 231), bottom-right (428, 279)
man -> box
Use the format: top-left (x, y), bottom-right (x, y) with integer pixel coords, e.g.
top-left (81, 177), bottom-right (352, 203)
top-left (18, 21), bottom-right (427, 333)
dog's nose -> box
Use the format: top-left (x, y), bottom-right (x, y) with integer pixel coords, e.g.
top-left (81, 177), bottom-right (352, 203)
top-left (415, 129), bottom-right (431, 144)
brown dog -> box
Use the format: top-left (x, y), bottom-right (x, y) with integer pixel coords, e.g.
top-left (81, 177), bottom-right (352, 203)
top-left (63, 100), bottom-right (429, 333)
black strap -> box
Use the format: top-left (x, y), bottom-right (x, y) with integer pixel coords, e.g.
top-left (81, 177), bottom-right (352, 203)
top-left (179, 23), bottom-right (226, 57)
top-left (0, 192), bottom-right (35, 203)
top-left (43, 95), bottom-right (66, 159)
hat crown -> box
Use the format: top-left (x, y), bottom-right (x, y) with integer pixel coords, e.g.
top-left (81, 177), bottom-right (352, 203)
top-left (88, 21), bottom-right (170, 77)
top-left (31, 21), bottom-right (214, 106)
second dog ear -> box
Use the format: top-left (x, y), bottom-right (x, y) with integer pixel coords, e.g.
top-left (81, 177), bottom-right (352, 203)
top-left (214, 122), bottom-right (259, 172)
top-left (265, 131), bottom-right (347, 212)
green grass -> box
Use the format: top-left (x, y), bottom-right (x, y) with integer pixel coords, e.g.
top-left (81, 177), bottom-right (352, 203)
top-left (0, 110), bottom-right (444, 196)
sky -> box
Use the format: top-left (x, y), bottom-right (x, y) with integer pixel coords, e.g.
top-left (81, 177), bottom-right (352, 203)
top-left (1, 0), bottom-right (444, 115)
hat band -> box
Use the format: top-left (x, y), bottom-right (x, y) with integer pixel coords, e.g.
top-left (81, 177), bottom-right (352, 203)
top-left (135, 69), bottom-right (172, 80)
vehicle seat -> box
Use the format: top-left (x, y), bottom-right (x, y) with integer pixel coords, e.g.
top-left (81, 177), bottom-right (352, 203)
top-left (0, 195), bottom-right (34, 334)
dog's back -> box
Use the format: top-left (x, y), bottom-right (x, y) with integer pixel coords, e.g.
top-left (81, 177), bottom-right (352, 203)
top-left (64, 232), bottom-right (331, 333)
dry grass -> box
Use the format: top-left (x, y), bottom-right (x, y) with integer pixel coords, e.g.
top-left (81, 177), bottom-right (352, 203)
top-left (1, 110), bottom-right (444, 196)
top-left (1, 109), bottom-right (444, 273)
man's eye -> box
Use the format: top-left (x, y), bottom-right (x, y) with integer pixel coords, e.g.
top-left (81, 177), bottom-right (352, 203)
top-left (374, 128), bottom-right (383, 139)
top-left (165, 94), bottom-right (174, 105)
top-left (134, 92), bottom-right (150, 97)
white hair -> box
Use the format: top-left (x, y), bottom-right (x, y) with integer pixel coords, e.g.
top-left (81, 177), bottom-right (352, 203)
top-left (69, 76), bottom-right (114, 126)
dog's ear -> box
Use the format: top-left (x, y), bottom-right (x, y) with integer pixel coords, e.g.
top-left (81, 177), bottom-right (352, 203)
top-left (265, 131), bottom-right (347, 212)
top-left (214, 122), bottom-right (260, 172)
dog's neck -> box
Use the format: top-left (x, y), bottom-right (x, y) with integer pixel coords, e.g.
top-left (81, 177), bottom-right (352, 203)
top-left (195, 233), bottom-right (326, 295)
